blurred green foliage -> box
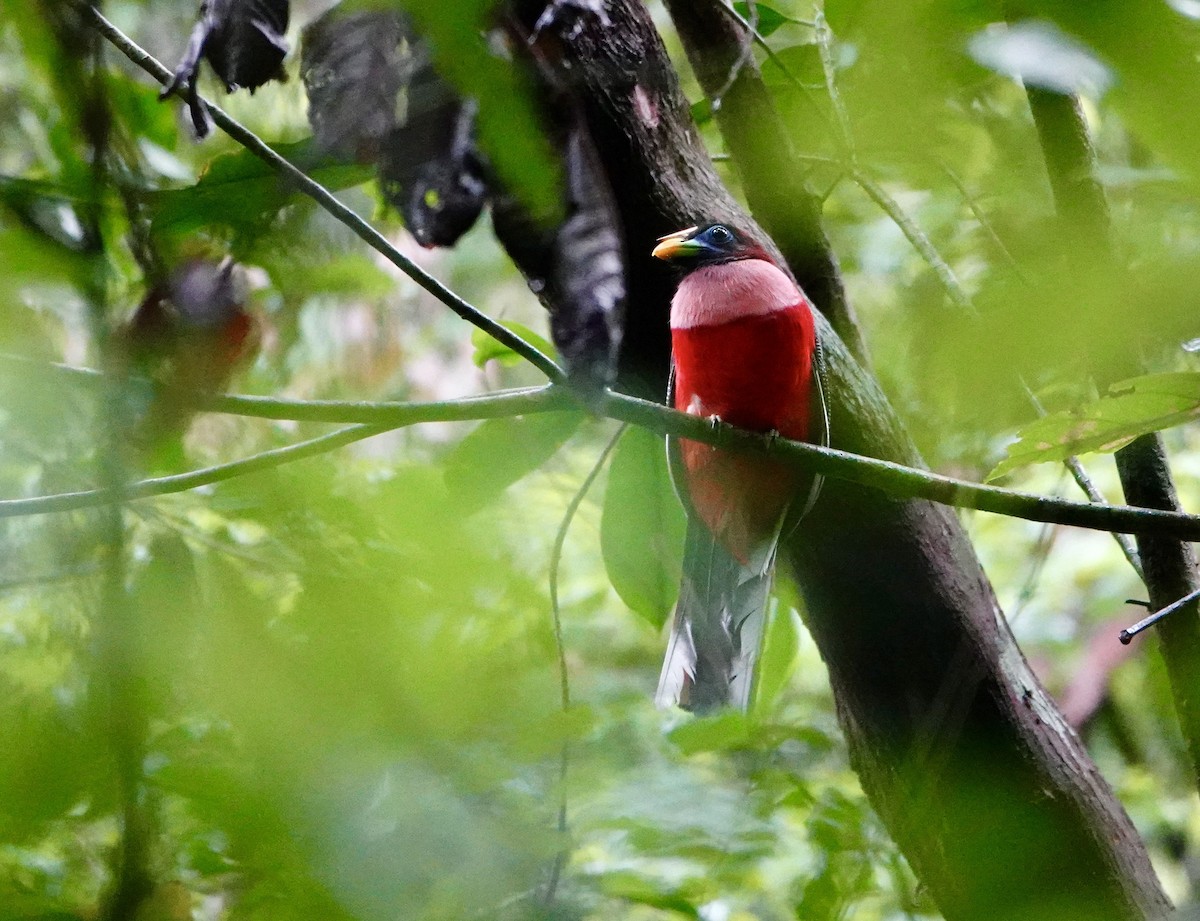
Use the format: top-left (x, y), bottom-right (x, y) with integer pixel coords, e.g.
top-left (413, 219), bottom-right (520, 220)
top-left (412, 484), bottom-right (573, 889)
top-left (1, 0), bottom-right (1199, 919)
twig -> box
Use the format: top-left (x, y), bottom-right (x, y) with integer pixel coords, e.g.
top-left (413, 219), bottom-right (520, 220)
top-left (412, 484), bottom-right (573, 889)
top-left (935, 159), bottom-right (1027, 280)
top-left (1025, 80), bottom-right (1200, 785)
top-left (0, 424), bottom-right (389, 518)
top-left (811, 16), bottom-right (1141, 574)
top-left (850, 168), bottom-right (974, 315)
top-left (4, 374), bottom-right (1200, 540)
top-left (850, 161), bottom-right (1139, 570)
top-left (1120, 587), bottom-right (1200, 644)
top-left (543, 423), bottom-right (625, 906)
top-left (710, 0), bottom-right (758, 111)
top-left (0, 564), bottom-right (103, 592)
top-left (813, 4), bottom-right (854, 159)
top-left (1024, 386), bottom-right (1143, 579)
top-left (0, 353), bottom-right (567, 424)
top-left (713, 0), bottom-right (831, 132)
top-left (80, 2), bottom-right (565, 384)
top-left (1007, 518), bottom-right (1060, 624)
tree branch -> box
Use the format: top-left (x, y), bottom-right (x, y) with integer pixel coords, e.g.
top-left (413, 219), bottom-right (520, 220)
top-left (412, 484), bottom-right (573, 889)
top-left (1025, 84), bottom-right (1200, 791)
top-left (558, 4), bottom-right (1169, 917)
top-left (663, 0), bottom-right (871, 365)
top-left (806, 16), bottom-right (1144, 579)
top-left (80, 2), bottom-right (565, 383)
top-left (0, 423), bottom-right (390, 518)
top-left (7, 358), bottom-right (1200, 545)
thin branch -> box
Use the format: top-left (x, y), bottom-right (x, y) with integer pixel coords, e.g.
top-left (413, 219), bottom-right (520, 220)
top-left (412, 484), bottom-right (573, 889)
top-left (1063, 457), bottom-right (1143, 578)
top-left (0, 424), bottom-right (388, 518)
top-left (811, 15), bottom-right (1140, 573)
top-left (714, 0), bottom-right (832, 132)
top-left (710, 0), bottom-right (758, 111)
top-left (0, 353), bottom-right (567, 423)
top-left (1023, 384), bottom-right (1143, 579)
top-left (5, 374), bottom-right (1200, 540)
top-left (0, 564), bottom-right (103, 593)
top-left (849, 161), bottom-right (1140, 568)
top-left (813, 3), bottom-right (854, 159)
top-left (1120, 586), bottom-right (1200, 644)
top-left (600, 394), bottom-right (1200, 541)
top-left (935, 159), bottom-right (1027, 280)
top-left (543, 423), bottom-right (625, 907)
top-left (80, 3), bottom-right (564, 383)
top-left (850, 168), bottom-right (974, 315)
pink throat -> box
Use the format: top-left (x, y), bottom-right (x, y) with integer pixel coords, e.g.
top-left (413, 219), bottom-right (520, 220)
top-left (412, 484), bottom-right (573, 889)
top-left (670, 258), bottom-right (803, 329)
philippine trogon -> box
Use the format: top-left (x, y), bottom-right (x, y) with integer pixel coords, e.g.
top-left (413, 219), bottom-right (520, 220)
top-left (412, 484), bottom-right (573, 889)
top-left (652, 222), bottom-right (828, 712)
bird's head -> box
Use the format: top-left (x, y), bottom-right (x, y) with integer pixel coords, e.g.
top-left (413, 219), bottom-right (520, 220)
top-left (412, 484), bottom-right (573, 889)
top-left (651, 222), bottom-right (769, 268)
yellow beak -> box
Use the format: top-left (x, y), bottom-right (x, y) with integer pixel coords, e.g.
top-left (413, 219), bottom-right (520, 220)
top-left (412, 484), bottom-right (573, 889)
top-left (651, 226), bottom-right (700, 260)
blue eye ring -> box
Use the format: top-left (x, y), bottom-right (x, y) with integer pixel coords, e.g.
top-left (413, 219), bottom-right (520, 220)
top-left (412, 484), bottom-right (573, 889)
top-left (707, 224), bottom-right (734, 245)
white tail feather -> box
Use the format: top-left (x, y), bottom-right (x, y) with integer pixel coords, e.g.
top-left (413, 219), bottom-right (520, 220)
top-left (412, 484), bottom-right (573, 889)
top-left (655, 617), bottom-right (697, 709)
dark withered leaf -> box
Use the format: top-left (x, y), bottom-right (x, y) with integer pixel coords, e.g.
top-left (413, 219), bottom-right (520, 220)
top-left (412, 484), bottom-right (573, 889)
top-left (300, 5), bottom-right (488, 247)
top-left (162, 0), bottom-right (290, 138)
top-left (379, 99), bottom-right (488, 248)
top-left (374, 24), bottom-right (488, 248)
top-left (300, 8), bottom-right (406, 162)
top-left (493, 119), bottom-right (624, 398)
top-left (550, 125), bottom-right (624, 395)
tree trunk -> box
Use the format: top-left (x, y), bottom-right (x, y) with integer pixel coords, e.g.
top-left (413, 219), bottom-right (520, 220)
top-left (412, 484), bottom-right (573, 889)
top-left (506, 2), bottom-right (1173, 919)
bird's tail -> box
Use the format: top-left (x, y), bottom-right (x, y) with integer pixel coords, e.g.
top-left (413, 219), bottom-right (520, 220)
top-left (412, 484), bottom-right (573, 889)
top-left (655, 517), bottom-right (774, 713)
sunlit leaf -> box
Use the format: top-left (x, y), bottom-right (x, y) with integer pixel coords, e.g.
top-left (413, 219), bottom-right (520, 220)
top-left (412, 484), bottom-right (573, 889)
top-left (668, 710), bottom-right (752, 754)
top-left (470, 320), bottom-right (555, 369)
top-left (734, 1), bottom-right (791, 37)
top-left (596, 871), bottom-right (702, 917)
top-left (600, 425), bottom-right (686, 628)
top-left (989, 372), bottom-right (1200, 479)
top-left (968, 20), bottom-right (1113, 97)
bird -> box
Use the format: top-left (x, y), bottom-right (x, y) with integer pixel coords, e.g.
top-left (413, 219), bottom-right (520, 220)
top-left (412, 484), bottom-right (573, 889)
top-left (651, 222), bottom-right (827, 713)
top-left (115, 257), bottom-right (259, 468)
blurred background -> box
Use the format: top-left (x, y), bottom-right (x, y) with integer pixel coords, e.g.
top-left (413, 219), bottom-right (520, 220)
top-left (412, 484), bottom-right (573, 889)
top-left (1, 0), bottom-right (1199, 918)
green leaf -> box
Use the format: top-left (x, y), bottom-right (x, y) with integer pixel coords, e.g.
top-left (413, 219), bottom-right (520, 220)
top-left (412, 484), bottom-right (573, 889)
top-left (470, 321), bottom-right (556, 369)
top-left (148, 139), bottom-right (373, 237)
top-left (989, 372), bottom-right (1200, 480)
top-left (600, 425), bottom-right (686, 628)
top-left (597, 871), bottom-right (702, 917)
top-left (668, 710), bottom-right (751, 755)
top-left (443, 411), bottom-right (583, 508)
top-left (754, 604), bottom-right (800, 714)
top-left (1033, 0), bottom-right (1200, 186)
top-left (734, 1), bottom-right (791, 37)
top-left (762, 41), bottom-right (824, 89)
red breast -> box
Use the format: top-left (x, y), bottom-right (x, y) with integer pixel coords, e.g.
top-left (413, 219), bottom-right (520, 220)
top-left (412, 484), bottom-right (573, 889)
top-left (670, 258), bottom-right (816, 563)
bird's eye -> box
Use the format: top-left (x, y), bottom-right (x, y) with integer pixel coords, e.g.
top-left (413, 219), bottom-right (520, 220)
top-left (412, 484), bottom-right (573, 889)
top-left (708, 225), bottom-right (734, 245)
